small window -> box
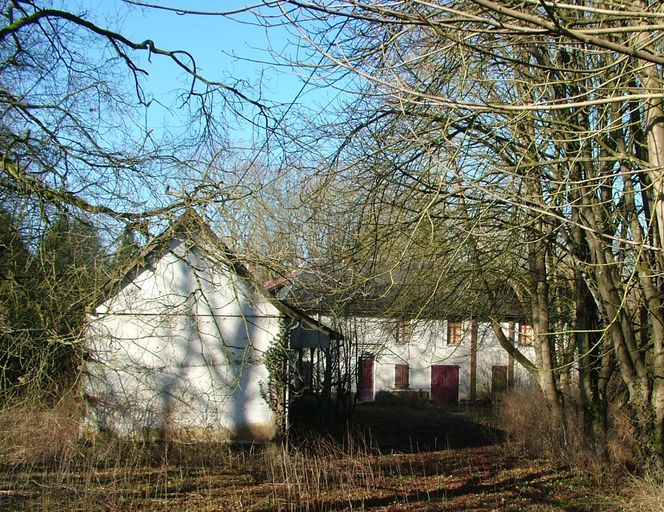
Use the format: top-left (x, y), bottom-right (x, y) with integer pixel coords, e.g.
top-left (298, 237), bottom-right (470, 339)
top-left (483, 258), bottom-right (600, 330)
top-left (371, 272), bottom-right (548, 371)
top-left (395, 320), bottom-right (413, 344)
top-left (395, 364), bottom-right (409, 389)
top-left (519, 323), bottom-right (534, 346)
top-left (447, 322), bottom-right (463, 345)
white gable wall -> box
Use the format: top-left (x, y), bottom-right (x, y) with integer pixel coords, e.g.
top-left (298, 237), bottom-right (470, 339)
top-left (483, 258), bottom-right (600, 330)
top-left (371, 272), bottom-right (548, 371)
top-left (85, 239), bottom-right (280, 439)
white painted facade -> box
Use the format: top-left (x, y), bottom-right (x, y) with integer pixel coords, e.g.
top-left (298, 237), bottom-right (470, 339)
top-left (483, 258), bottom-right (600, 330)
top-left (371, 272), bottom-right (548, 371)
top-left (341, 317), bottom-right (536, 402)
top-left (85, 233), bottom-right (282, 440)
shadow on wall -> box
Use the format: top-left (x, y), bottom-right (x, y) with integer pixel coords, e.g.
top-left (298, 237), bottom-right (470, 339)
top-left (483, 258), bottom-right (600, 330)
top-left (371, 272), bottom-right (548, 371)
top-left (85, 248), bottom-right (276, 442)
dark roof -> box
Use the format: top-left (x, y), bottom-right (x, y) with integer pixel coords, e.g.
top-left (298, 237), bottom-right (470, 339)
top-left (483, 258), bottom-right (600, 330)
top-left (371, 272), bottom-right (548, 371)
top-left (276, 259), bottom-right (525, 321)
top-left (93, 209), bottom-right (342, 339)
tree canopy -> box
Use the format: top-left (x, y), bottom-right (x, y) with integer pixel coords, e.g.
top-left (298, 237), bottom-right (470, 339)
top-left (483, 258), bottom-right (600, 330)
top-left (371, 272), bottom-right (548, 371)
top-left (222, 0), bottom-right (664, 455)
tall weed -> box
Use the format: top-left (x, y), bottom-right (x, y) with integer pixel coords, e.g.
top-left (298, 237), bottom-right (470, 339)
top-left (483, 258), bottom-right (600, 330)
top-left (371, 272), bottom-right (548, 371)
top-left (0, 401), bottom-right (384, 511)
top-left (619, 471), bottom-right (664, 512)
top-left (497, 389), bottom-right (641, 477)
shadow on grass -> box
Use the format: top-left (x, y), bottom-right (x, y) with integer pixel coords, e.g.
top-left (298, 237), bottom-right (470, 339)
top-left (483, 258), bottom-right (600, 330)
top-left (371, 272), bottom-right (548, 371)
top-left (350, 403), bottom-right (503, 453)
top-left (281, 464), bottom-right (593, 512)
top-left (252, 444), bottom-right (602, 512)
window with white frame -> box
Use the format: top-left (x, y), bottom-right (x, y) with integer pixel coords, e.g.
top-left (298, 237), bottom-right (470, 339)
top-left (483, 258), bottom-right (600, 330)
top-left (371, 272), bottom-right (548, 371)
top-left (519, 323), bottom-right (534, 346)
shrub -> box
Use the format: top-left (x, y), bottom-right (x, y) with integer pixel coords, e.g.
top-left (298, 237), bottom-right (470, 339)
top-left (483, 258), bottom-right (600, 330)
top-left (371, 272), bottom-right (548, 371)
top-left (0, 393), bottom-right (81, 465)
top-left (496, 388), bottom-right (641, 479)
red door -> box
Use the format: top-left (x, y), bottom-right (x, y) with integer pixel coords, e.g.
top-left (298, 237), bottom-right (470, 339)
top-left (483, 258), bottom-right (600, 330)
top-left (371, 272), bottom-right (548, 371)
top-left (431, 365), bottom-right (459, 405)
top-left (357, 356), bottom-right (374, 402)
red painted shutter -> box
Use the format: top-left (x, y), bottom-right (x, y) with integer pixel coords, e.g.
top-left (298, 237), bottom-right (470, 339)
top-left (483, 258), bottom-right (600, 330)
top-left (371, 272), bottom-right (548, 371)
top-left (395, 364), bottom-right (409, 389)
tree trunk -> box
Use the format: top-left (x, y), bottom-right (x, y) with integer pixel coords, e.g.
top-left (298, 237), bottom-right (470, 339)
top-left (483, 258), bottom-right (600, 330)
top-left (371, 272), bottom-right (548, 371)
top-left (530, 249), bottom-right (562, 417)
top-left (574, 269), bottom-right (608, 448)
top-left (470, 319), bottom-right (478, 403)
top-left (636, 13), bottom-right (664, 448)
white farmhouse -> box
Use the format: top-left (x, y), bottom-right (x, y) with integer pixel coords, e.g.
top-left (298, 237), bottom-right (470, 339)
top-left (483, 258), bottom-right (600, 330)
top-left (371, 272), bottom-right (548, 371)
top-left (344, 317), bottom-right (536, 405)
top-left (84, 210), bottom-right (337, 441)
top-left (272, 265), bottom-right (537, 406)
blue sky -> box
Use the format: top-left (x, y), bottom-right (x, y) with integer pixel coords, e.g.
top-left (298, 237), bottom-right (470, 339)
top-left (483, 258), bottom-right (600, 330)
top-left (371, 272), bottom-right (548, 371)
top-left (75, 0), bottom-right (322, 148)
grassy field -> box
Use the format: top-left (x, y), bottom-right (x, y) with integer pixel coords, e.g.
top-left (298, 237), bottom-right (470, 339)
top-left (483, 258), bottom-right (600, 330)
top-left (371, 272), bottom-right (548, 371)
top-left (0, 404), bottom-right (619, 511)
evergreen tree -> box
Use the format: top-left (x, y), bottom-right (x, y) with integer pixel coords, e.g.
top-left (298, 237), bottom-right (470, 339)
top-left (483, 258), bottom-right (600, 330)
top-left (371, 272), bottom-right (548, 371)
top-left (112, 226), bottom-right (143, 271)
top-left (0, 210), bottom-right (33, 394)
top-left (24, 215), bottom-right (106, 396)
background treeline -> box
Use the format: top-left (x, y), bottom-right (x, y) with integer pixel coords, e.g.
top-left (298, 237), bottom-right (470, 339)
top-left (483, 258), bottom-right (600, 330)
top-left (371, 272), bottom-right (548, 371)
top-left (0, 210), bottom-right (139, 400)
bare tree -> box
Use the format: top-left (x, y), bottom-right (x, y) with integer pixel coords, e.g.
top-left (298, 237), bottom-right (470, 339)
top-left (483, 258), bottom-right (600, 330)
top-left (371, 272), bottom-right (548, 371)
top-left (0, 0), bottom-right (275, 399)
top-left (0, 0), bottom-right (271, 223)
top-left (220, 0), bottom-right (664, 453)
top-left (119, 1), bottom-right (664, 455)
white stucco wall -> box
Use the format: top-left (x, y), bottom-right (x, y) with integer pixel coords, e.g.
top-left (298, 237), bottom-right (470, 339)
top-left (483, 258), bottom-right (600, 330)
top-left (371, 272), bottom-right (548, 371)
top-left (84, 239), bottom-right (280, 439)
top-left (342, 317), bottom-right (536, 402)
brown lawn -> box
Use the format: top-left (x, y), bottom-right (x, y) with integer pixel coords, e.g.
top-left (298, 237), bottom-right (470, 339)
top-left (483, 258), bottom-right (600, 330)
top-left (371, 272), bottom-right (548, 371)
top-left (0, 404), bottom-right (618, 511)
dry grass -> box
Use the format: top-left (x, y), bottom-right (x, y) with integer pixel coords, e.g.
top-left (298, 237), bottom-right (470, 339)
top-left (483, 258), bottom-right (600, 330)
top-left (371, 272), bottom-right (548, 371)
top-left (495, 389), bottom-right (664, 511)
top-left (0, 401), bottom-right (620, 511)
top-left (0, 427), bottom-right (387, 511)
top-left (496, 389), bottom-right (644, 475)
top-left (619, 472), bottom-right (664, 512)
top-left (0, 394), bottom-right (81, 465)
top-left (497, 389), bottom-right (584, 463)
